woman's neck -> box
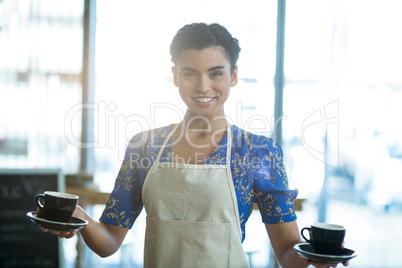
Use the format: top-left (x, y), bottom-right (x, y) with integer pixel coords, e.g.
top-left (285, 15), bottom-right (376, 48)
top-left (180, 111), bottom-right (228, 135)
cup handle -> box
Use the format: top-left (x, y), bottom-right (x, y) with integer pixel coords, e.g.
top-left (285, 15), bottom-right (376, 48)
top-left (301, 227), bottom-right (311, 243)
top-left (35, 194), bottom-right (45, 210)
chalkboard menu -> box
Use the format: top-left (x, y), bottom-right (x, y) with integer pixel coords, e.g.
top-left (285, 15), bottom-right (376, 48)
top-left (0, 169), bottom-right (64, 268)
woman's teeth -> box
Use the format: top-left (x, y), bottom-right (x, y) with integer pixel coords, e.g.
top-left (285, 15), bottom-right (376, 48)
top-left (195, 97), bottom-right (213, 103)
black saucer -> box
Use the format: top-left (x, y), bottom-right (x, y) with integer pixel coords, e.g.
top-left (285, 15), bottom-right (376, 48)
top-left (294, 243), bottom-right (357, 264)
top-left (27, 211), bottom-right (88, 232)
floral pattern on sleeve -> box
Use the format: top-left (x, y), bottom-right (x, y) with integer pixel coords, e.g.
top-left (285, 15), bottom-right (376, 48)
top-left (100, 126), bottom-right (172, 227)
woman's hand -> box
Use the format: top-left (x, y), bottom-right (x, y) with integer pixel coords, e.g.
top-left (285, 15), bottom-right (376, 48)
top-left (41, 228), bottom-right (78, 239)
top-left (305, 259), bottom-right (349, 268)
top-left (301, 243), bottom-right (349, 267)
top-left (38, 205), bottom-right (86, 239)
top-left (38, 205), bottom-right (128, 257)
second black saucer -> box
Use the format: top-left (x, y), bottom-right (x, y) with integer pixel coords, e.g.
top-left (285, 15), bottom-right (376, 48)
top-left (27, 211), bottom-right (88, 232)
top-left (294, 243), bottom-right (357, 264)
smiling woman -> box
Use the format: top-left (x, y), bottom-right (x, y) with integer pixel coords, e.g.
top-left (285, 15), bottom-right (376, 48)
top-left (1, 0), bottom-right (401, 266)
top-left (38, 22), bottom-right (351, 268)
top-left (172, 47), bottom-right (237, 120)
top-left (91, 1), bottom-right (284, 266)
top-left (169, 23), bottom-right (240, 122)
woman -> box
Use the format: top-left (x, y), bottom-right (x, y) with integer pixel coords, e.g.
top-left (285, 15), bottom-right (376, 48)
top-left (48, 23), bottom-right (348, 268)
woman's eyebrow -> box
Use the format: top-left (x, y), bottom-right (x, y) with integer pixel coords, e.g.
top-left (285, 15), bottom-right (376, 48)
top-left (180, 66), bottom-right (225, 72)
top-left (208, 66), bottom-right (225, 71)
top-left (180, 67), bottom-right (197, 72)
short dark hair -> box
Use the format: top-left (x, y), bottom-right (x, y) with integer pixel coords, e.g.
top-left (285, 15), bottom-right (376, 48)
top-left (170, 23), bottom-right (241, 72)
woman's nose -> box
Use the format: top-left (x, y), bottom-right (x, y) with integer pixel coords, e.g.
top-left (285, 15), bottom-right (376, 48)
top-left (196, 75), bottom-right (211, 92)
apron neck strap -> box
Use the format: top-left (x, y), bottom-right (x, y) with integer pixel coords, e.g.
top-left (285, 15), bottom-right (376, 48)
top-left (225, 125), bottom-right (232, 165)
top-left (155, 124), bottom-right (232, 165)
top-left (155, 124), bottom-right (179, 162)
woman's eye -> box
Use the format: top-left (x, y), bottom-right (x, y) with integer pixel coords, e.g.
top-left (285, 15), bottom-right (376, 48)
top-left (183, 72), bottom-right (196, 78)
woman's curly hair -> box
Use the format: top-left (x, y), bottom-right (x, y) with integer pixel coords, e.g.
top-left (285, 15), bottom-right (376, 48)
top-left (170, 23), bottom-right (241, 73)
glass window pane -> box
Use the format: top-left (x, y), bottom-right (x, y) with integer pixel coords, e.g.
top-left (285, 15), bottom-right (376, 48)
top-left (284, 0), bottom-right (402, 266)
top-left (0, 0), bottom-right (83, 172)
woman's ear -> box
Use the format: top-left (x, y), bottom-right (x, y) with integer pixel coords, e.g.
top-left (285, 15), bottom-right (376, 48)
top-left (230, 65), bottom-right (238, 87)
top-left (171, 66), bottom-right (178, 87)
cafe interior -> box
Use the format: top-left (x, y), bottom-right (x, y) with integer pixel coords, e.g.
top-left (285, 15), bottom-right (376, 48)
top-left (1, 0), bottom-right (402, 267)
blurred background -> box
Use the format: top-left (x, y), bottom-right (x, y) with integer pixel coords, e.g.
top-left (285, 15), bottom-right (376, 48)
top-left (1, 0), bottom-right (401, 267)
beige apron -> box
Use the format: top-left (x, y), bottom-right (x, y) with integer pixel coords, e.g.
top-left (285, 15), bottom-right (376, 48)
top-left (142, 124), bottom-right (249, 268)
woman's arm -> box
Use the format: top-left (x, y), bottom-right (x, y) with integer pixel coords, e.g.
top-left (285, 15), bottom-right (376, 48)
top-left (43, 205), bottom-right (129, 258)
top-left (266, 221), bottom-right (349, 268)
top-left (266, 221), bottom-right (308, 268)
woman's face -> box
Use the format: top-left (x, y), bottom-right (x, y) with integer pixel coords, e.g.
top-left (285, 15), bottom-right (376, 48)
top-left (172, 46), bottom-right (238, 120)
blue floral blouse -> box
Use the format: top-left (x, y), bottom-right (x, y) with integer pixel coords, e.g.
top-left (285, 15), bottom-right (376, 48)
top-left (100, 124), bottom-right (298, 242)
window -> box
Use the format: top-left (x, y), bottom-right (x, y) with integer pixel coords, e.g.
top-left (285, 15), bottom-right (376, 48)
top-left (283, 1), bottom-right (402, 266)
top-left (0, 0), bottom-right (83, 172)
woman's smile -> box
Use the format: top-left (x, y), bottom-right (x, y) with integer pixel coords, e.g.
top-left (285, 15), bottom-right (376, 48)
top-left (172, 46), bottom-right (238, 119)
top-left (193, 97), bottom-right (216, 105)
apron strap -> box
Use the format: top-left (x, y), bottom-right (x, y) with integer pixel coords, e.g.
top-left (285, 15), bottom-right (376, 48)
top-left (155, 123), bottom-right (232, 165)
top-left (225, 125), bottom-right (232, 166)
top-left (154, 123), bottom-right (180, 163)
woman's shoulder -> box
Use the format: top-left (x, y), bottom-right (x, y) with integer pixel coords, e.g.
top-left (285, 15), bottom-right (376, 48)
top-left (231, 125), bottom-right (281, 153)
top-left (127, 124), bottom-right (174, 150)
